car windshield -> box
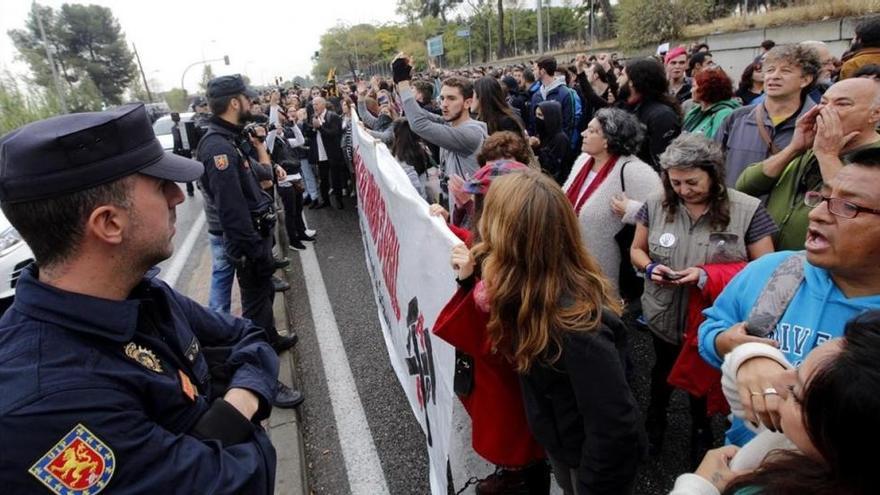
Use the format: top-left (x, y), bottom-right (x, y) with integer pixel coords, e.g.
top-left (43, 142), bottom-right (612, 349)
top-left (152, 118), bottom-right (173, 136)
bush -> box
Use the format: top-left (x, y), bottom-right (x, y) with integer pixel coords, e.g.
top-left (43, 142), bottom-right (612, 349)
top-left (0, 72), bottom-right (60, 135)
top-left (616, 0), bottom-right (712, 50)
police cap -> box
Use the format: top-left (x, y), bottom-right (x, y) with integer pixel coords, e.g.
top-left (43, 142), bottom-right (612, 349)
top-left (206, 74), bottom-right (258, 99)
top-left (0, 103), bottom-right (203, 204)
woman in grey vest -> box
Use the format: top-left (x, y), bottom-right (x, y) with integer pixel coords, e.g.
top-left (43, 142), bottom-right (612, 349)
top-left (629, 134), bottom-right (777, 464)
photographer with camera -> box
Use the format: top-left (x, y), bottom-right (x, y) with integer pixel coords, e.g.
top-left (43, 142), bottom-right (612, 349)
top-left (197, 75), bottom-right (297, 357)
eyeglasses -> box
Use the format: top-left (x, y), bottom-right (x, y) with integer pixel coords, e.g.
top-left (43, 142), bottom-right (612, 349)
top-left (804, 191), bottom-right (880, 219)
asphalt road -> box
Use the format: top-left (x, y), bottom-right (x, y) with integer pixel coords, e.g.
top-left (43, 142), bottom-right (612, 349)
top-left (163, 188), bottom-right (726, 495)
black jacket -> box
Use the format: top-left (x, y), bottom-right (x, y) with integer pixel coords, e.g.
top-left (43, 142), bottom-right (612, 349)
top-left (631, 99), bottom-right (681, 171)
top-left (536, 100), bottom-right (570, 182)
top-left (519, 310), bottom-right (646, 495)
top-left (575, 72), bottom-right (609, 124)
top-left (304, 109), bottom-right (344, 164)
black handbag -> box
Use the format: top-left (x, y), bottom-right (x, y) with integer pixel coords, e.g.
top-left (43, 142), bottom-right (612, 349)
top-left (453, 350), bottom-right (474, 397)
top-left (614, 161), bottom-right (644, 302)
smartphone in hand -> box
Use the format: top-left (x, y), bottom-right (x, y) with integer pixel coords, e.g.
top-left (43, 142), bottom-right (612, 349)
top-left (662, 271), bottom-right (684, 281)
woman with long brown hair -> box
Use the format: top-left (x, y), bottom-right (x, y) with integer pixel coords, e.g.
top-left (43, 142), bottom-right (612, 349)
top-left (472, 76), bottom-right (526, 137)
top-left (449, 168), bottom-right (645, 494)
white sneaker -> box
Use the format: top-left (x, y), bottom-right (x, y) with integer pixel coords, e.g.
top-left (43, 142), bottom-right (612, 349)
top-left (305, 229), bottom-right (317, 237)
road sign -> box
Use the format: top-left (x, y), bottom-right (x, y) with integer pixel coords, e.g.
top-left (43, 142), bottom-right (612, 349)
top-left (456, 28), bottom-right (470, 38)
top-left (426, 35), bottom-right (444, 57)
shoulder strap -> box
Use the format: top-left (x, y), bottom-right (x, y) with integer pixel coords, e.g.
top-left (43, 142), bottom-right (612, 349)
top-left (618, 159), bottom-right (631, 192)
top-left (746, 253), bottom-right (807, 337)
top-left (753, 104), bottom-right (780, 156)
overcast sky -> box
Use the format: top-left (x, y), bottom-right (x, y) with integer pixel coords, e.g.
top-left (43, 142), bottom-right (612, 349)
top-left (0, 0), bottom-right (402, 93)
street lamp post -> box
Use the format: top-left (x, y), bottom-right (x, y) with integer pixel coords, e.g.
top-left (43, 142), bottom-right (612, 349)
top-left (536, 0), bottom-right (544, 55)
top-left (180, 55), bottom-right (230, 94)
top-left (33, 1), bottom-right (67, 113)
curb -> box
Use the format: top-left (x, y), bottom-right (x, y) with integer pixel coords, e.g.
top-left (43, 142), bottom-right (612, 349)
top-left (269, 275), bottom-right (311, 495)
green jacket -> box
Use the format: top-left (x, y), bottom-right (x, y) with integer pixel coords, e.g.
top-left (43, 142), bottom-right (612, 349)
top-left (736, 139), bottom-right (880, 251)
top-left (682, 99), bottom-right (740, 139)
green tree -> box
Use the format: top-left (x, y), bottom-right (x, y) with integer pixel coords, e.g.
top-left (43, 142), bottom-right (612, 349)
top-left (0, 71), bottom-right (60, 134)
top-left (199, 64), bottom-right (215, 94)
top-left (163, 88), bottom-right (188, 112)
top-left (616, 0), bottom-right (712, 50)
top-left (9, 3), bottom-right (137, 107)
top-left (127, 75), bottom-right (150, 103)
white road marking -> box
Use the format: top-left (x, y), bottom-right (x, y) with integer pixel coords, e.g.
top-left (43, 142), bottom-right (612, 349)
top-left (298, 243), bottom-right (390, 495)
top-left (162, 211), bottom-right (206, 289)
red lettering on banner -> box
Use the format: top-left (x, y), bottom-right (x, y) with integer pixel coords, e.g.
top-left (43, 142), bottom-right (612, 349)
top-left (353, 146), bottom-right (402, 321)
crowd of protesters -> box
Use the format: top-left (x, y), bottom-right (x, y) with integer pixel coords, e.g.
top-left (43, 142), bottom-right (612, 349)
top-left (321, 14), bottom-right (880, 495)
top-left (4, 4), bottom-right (880, 492)
top-left (147, 13), bottom-right (880, 494)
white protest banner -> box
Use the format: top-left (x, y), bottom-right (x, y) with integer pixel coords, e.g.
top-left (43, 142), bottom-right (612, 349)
top-left (351, 109), bottom-right (459, 495)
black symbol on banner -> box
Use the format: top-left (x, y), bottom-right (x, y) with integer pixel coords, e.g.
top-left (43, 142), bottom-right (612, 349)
top-left (405, 297), bottom-right (437, 446)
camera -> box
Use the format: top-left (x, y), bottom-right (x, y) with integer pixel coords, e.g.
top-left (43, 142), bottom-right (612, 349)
top-left (251, 207), bottom-right (277, 237)
top-left (242, 122), bottom-right (277, 142)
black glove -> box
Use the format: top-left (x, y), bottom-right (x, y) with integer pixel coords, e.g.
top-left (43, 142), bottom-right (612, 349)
top-left (392, 57), bottom-right (413, 84)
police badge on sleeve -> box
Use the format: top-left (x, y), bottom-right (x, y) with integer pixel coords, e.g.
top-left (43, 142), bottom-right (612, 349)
top-left (29, 424), bottom-right (114, 495)
top-left (213, 154), bottom-right (229, 170)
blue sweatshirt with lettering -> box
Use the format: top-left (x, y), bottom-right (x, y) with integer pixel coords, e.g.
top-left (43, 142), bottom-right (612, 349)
top-left (698, 251), bottom-right (880, 445)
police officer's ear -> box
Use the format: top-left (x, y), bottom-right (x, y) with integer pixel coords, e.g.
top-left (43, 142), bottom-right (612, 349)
top-left (85, 203), bottom-right (130, 247)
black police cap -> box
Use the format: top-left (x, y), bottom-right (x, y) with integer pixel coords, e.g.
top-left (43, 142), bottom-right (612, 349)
top-left (206, 74), bottom-right (258, 99)
top-left (0, 103), bottom-right (203, 204)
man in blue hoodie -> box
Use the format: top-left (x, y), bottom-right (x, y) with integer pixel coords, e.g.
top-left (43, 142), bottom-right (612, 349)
top-left (529, 56), bottom-right (575, 140)
top-left (698, 147), bottom-right (880, 446)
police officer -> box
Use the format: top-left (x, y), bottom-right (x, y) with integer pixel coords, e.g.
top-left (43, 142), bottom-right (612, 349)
top-left (0, 103), bottom-right (278, 493)
top-left (197, 74), bottom-right (297, 354)
top-left (191, 95), bottom-right (212, 144)
top-left (170, 112), bottom-right (195, 196)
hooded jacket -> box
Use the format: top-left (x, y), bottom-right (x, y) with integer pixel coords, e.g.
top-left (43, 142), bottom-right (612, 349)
top-left (682, 98), bottom-right (741, 139)
top-left (698, 250), bottom-right (880, 445)
top-left (529, 77), bottom-right (575, 139)
top-left (536, 100), bottom-right (570, 182)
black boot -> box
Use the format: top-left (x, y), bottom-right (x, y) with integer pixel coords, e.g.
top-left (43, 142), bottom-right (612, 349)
top-left (523, 460), bottom-right (550, 495)
top-left (475, 467), bottom-right (529, 495)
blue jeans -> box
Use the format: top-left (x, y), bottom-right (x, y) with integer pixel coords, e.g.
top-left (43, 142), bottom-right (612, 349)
top-left (300, 158), bottom-right (320, 202)
top-left (208, 233), bottom-right (234, 314)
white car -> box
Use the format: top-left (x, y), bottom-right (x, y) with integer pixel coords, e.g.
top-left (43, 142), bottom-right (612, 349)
top-left (152, 112), bottom-right (195, 151)
top-left (0, 209), bottom-right (34, 304)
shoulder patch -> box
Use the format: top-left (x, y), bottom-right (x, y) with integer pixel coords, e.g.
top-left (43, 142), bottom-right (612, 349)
top-left (213, 154), bottom-right (229, 170)
top-left (29, 424), bottom-right (115, 495)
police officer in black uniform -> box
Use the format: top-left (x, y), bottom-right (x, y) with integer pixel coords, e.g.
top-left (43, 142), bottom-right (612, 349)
top-left (0, 103), bottom-right (278, 493)
top-left (197, 75), bottom-right (297, 354)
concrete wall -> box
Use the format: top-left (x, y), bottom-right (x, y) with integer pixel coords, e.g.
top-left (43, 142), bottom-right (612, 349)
top-left (702, 15), bottom-right (877, 80)
top-left (494, 14), bottom-right (878, 78)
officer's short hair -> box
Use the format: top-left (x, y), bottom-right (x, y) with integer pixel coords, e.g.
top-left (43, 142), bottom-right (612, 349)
top-left (209, 94), bottom-right (237, 115)
top-left (1, 177), bottom-right (135, 268)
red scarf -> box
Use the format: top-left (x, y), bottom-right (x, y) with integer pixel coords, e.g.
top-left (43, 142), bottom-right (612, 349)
top-left (566, 155), bottom-right (620, 215)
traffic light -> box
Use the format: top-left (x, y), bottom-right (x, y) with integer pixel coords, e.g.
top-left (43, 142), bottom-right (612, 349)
top-left (223, 55), bottom-right (230, 65)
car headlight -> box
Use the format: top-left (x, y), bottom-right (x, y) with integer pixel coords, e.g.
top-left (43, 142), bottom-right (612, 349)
top-left (0, 227), bottom-right (23, 257)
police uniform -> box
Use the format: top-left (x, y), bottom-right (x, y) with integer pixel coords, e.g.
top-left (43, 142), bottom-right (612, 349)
top-left (196, 75), bottom-right (283, 346)
top-left (0, 103), bottom-right (279, 494)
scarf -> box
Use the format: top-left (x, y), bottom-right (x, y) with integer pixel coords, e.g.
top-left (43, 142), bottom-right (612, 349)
top-left (566, 155), bottom-right (620, 215)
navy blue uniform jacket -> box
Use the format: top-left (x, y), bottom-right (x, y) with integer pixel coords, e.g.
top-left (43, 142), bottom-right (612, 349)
top-left (0, 265), bottom-right (279, 494)
top-left (198, 117), bottom-right (274, 263)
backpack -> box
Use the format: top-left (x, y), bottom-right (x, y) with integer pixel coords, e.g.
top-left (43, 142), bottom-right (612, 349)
top-left (566, 87), bottom-right (583, 150)
top-left (746, 253), bottom-right (807, 337)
